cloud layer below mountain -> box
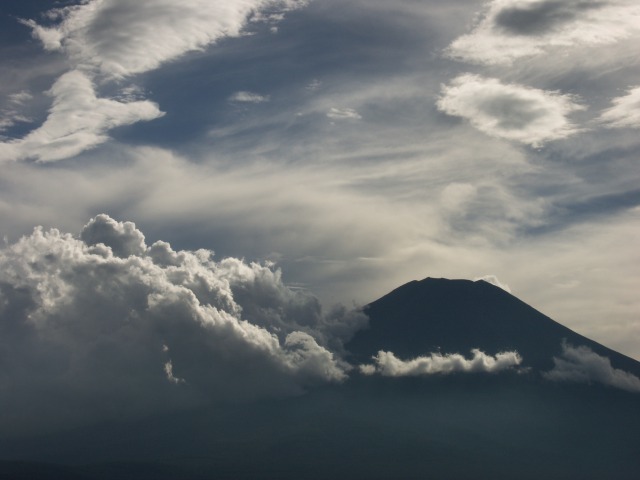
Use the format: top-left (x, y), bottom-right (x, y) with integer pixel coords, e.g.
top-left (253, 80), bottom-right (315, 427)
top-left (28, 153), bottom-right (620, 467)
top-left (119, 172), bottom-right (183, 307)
top-left (544, 343), bottom-right (640, 392)
top-left (359, 349), bottom-right (523, 376)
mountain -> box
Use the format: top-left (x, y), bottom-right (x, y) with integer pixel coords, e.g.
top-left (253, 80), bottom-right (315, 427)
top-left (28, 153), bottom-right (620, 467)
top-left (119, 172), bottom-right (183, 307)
top-left (348, 277), bottom-right (640, 374)
top-left (1, 277), bottom-right (639, 480)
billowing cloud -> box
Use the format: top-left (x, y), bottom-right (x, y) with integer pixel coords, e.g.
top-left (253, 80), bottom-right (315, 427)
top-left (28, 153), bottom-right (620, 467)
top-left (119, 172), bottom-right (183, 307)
top-left (359, 349), bottom-right (522, 376)
top-left (598, 86), bottom-right (640, 129)
top-left (543, 343), bottom-right (640, 392)
top-left (0, 215), bottom-right (362, 435)
top-left (0, 70), bottom-right (163, 162)
top-left (23, 0), bottom-right (307, 79)
top-left (437, 74), bottom-right (584, 146)
top-left (474, 275), bottom-right (512, 293)
top-left (327, 107), bottom-right (362, 120)
top-left (229, 91), bottom-right (270, 103)
top-left (447, 0), bottom-right (640, 65)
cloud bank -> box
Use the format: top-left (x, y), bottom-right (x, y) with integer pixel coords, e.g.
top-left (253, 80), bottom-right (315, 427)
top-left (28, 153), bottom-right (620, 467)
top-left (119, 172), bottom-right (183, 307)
top-left (359, 349), bottom-right (522, 376)
top-left (0, 214), bottom-right (364, 435)
top-left (437, 74), bottom-right (584, 146)
top-left (447, 0), bottom-right (640, 65)
top-left (544, 343), bottom-right (640, 392)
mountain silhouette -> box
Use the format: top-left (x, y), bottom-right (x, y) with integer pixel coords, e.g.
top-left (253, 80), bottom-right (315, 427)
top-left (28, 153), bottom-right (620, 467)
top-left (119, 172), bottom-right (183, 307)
top-left (1, 277), bottom-right (639, 480)
top-left (348, 277), bottom-right (640, 374)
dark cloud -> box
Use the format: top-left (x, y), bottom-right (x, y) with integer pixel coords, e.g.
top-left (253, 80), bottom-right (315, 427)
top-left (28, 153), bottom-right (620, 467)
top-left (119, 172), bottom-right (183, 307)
top-left (494, 0), bottom-right (605, 36)
top-left (0, 215), bottom-right (363, 436)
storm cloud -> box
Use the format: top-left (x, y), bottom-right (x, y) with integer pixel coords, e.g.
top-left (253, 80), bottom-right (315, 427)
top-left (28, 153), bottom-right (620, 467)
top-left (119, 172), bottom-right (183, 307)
top-left (0, 215), bottom-right (363, 435)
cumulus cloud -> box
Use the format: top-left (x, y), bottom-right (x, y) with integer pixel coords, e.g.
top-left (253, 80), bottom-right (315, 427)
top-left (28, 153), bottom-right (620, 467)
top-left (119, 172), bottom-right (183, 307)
top-left (229, 91), bottom-right (270, 103)
top-left (437, 74), bottom-right (584, 146)
top-left (598, 86), bottom-right (640, 129)
top-left (359, 349), bottom-right (522, 376)
top-left (543, 343), bottom-right (640, 392)
top-left (0, 70), bottom-right (163, 162)
top-left (446, 0), bottom-right (640, 65)
top-left (327, 107), bottom-right (362, 120)
top-left (474, 275), bottom-right (512, 293)
top-left (0, 215), bottom-right (362, 435)
top-left (23, 0), bottom-right (307, 79)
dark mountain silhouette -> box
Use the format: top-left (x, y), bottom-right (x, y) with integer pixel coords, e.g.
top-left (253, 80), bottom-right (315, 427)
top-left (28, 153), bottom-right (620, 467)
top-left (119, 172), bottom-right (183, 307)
top-left (1, 277), bottom-right (639, 480)
top-left (348, 277), bottom-right (640, 374)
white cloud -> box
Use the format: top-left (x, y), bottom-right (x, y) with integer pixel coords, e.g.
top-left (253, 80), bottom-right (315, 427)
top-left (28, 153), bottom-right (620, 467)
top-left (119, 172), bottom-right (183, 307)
top-left (437, 74), bottom-right (584, 147)
top-left (543, 343), bottom-right (640, 392)
top-left (229, 91), bottom-right (270, 103)
top-left (0, 70), bottom-right (164, 162)
top-left (0, 214), bottom-right (357, 435)
top-left (359, 349), bottom-right (522, 376)
top-left (598, 86), bottom-right (640, 129)
top-left (446, 0), bottom-right (640, 65)
top-left (474, 275), bottom-right (511, 293)
top-left (327, 107), bottom-right (362, 120)
top-left (23, 0), bottom-right (307, 79)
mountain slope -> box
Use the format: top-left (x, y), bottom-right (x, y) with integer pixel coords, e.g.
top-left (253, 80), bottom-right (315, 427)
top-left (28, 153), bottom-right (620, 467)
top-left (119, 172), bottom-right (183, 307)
top-left (347, 277), bottom-right (640, 374)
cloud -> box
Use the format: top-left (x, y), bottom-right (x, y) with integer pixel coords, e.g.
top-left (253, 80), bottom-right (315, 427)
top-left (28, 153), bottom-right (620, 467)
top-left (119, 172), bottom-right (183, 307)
top-left (474, 275), bottom-right (512, 293)
top-left (359, 349), bottom-right (522, 376)
top-left (0, 70), bottom-right (164, 162)
top-left (543, 343), bottom-right (640, 392)
top-left (229, 91), bottom-right (270, 103)
top-left (437, 74), bottom-right (584, 147)
top-left (598, 86), bottom-right (640, 129)
top-left (446, 0), bottom-right (640, 65)
top-left (327, 107), bottom-right (362, 120)
top-left (23, 0), bottom-right (307, 79)
top-left (0, 214), bottom-right (360, 435)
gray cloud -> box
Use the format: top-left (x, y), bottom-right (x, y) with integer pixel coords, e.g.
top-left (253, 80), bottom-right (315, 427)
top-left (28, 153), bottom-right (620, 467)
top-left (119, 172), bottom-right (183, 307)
top-left (598, 86), bottom-right (640, 129)
top-left (494, 0), bottom-right (605, 36)
top-left (543, 343), bottom-right (640, 392)
top-left (437, 74), bottom-right (584, 146)
top-left (0, 215), bottom-right (359, 436)
top-left (359, 349), bottom-right (522, 376)
top-left (447, 0), bottom-right (640, 65)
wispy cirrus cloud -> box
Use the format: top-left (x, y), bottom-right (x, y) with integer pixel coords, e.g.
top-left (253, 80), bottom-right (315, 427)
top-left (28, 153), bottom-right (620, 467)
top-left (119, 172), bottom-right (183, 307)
top-left (229, 91), bottom-right (271, 103)
top-left (22, 0), bottom-right (308, 79)
top-left (598, 86), bottom-right (640, 129)
top-left (437, 74), bottom-right (584, 147)
top-left (4, 0), bottom-right (307, 162)
top-left (359, 349), bottom-right (522, 376)
top-left (327, 107), bottom-right (362, 120)
top-left (0, 70), bottom-right (163, 162)
top-left (446, 0), bottom-right (640, 65)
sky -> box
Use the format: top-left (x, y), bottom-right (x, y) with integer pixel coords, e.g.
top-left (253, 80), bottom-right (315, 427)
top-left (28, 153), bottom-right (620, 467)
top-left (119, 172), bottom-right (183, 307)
top-left (0, 0), bottom-right (639, 384)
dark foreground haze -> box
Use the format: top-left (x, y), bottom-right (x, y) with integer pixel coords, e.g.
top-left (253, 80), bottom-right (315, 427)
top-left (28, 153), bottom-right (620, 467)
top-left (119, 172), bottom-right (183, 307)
top-left (1, 278), bottom-right (639, 480)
